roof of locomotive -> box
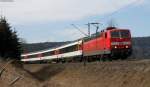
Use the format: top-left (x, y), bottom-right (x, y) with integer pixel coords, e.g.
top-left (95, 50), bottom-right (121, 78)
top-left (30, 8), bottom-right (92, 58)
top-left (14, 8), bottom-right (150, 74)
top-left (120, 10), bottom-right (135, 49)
top-left (106, 27), bottom-right (130, 31)
top-left (82, 27), bottom-right (130, 42)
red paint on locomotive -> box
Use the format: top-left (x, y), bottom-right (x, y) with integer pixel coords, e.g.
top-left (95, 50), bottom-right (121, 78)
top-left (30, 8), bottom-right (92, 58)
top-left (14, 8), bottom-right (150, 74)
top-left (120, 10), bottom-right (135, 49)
top-left (83, 27), bottom-right (132, 58)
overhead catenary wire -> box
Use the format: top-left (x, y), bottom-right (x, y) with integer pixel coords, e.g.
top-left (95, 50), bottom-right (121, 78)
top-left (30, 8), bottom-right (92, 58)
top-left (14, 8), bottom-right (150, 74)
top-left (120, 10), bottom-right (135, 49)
top-left (97, 0), bottom-right (142, 22)
top-left (71, 24), bottom-right (89, 37)
top-left (71, 0), bottom-right (141, 38)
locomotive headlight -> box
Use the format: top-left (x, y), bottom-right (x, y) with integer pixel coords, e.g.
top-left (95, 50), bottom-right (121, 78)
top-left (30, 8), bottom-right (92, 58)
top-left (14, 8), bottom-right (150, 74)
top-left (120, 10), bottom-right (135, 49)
top-left (114, 46), bottom-right (117, 48)
top-left (125, 46), bottom-right (129, 48)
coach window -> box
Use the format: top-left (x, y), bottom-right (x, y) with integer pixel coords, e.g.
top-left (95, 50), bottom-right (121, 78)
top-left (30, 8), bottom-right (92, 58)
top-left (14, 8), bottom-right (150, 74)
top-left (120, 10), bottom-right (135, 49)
top-left (50, 51), bottom-right (55, 55)
top-left (43, 52), bottom-right (49, 56)
top-left (60, 48), bottom-right (65, 54)
top-left (74, 45), bottom-right (78, 51)
top-left (96, 32), bottom-right (100, 38)
top-left (77, 44), bottom-right (80, 50)
top-left (43, 51), bottom-right (55, 56)
top-left (28, 54), bottom-right (37, 58)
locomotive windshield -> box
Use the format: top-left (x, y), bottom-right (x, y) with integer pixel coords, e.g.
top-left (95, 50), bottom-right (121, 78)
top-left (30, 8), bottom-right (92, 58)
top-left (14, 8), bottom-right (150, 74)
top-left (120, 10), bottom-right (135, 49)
top-left (120, 31), bottom-right (130, 38)
top-left (111, 30), bottom-right (130, 38)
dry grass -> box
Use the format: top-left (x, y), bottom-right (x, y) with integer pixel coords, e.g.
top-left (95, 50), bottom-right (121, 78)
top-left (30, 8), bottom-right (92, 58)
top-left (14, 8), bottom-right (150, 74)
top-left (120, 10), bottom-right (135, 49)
top-left (1, 59), bottom-right (150, 87)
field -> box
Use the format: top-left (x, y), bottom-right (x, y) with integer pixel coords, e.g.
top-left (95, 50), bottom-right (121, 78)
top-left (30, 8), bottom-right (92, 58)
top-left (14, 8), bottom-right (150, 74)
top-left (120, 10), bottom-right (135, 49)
top-left (0, 59), bottom-right (150, 87)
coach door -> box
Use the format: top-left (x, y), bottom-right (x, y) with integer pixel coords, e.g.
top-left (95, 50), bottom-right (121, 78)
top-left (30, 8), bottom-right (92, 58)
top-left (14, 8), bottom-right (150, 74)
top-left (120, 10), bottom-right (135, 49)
top-left (38, 53), bottom-right (42, 60)
top-left (55, 50), bottom-right (59, 58)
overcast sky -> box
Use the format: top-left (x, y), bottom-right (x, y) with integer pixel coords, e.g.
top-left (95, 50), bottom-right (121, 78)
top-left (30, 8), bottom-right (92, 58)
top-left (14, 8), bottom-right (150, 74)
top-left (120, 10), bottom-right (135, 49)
top-left (0, 0), bottom-right (149, 43)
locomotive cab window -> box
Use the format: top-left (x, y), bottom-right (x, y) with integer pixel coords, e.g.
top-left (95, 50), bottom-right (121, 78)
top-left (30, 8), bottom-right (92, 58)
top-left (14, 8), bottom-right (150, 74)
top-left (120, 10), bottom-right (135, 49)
top-left (111, 31), bottom-right (120, 38)
top-left (120, 31), bottom-right (130, 38)
top-left (111, 30), bottom-right (130, 38)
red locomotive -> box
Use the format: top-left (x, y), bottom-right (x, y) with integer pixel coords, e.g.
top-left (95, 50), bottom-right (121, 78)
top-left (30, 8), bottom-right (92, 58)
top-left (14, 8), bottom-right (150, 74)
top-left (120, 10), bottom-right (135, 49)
top-left (21, 27), bottom-right (132, 62)
top-left (83, 27), bottom-right (132, 61)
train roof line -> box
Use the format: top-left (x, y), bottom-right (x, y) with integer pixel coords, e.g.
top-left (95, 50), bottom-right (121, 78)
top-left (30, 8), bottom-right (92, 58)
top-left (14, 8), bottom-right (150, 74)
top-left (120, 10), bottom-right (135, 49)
top-left (22, 40), bottom-right (82, 56)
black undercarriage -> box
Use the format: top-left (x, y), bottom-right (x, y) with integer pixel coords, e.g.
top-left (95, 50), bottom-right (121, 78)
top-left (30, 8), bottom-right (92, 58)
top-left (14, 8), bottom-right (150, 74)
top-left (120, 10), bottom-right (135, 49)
top-left (111, 48), bottom-right (132, 59)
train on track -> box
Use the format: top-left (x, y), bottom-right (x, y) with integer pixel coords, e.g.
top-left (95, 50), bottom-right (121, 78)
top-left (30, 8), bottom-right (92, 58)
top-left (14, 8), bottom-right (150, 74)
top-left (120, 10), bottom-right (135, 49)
top-left (21, 27), bottom-right (132, 63)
